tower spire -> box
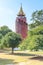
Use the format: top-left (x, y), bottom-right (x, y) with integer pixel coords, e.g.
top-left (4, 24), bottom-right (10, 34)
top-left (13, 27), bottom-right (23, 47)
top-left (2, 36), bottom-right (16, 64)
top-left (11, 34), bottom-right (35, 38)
top-left (17, 4), bottom-right (25, 16)
top-left (21, 3), bottom-right (22, 8)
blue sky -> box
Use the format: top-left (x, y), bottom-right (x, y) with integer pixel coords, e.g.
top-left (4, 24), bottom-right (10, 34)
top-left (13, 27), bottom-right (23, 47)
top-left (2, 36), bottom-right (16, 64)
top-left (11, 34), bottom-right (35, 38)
top-left (0, 0), bottom-right (43, 31)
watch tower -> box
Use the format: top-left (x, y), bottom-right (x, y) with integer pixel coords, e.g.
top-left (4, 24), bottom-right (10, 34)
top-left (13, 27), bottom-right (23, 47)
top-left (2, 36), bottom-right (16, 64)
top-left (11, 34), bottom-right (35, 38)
top-left (16, 5), bottom-right (28, 39)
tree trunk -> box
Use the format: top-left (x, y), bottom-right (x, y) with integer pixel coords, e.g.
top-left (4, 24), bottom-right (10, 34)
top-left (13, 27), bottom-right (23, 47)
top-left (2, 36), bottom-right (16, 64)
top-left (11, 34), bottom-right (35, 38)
top-left (12, 47), bottom-right (14, 54)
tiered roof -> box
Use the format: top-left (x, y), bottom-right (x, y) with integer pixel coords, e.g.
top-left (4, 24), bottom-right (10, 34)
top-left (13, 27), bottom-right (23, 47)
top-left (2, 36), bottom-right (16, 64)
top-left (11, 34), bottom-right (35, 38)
top-left (17, 5), bottom-right (25, 16)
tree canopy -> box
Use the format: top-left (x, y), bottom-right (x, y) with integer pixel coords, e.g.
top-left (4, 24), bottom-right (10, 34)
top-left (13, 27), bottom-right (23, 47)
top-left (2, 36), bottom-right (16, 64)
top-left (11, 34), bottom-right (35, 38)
top-left (31, 10), bottom-right (43, 22)
top-left (29, 10), bottom-right (43, 29)
top-left (20, 9), bottom-right (43, 51)
top-left (0, 26), bottom-right (12, 36)
top-left (1, 32), bottom-right (22, 53)
top-left (0, 26), bottom-right (22, 53)
top-left (20, 25), bottom-right (43, 51)
top-left (0, 26), bottom-right (12, 49)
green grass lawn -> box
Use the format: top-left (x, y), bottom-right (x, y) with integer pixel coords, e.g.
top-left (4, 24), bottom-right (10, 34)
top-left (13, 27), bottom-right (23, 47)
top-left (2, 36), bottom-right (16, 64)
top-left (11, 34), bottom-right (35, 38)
top-left (0, 50), bottom-right (43, 65)
top-left (0, 58), bottom-right (14, 65)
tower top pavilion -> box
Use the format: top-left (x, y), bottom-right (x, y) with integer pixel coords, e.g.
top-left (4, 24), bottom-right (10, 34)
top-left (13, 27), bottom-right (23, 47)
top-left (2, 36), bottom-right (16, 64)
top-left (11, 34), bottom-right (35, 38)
top-left (17, 4), bottom-right (25, 16)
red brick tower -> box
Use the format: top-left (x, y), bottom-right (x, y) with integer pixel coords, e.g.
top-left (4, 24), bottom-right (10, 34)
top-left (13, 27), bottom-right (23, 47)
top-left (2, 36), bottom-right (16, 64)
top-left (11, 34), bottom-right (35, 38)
top-left (16, 5), bottom-right (28, 39)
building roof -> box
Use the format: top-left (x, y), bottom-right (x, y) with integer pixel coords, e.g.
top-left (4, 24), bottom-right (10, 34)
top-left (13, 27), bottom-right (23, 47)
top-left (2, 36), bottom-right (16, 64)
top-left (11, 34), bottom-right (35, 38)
top-left (17, 5), bottom-right (25, 16)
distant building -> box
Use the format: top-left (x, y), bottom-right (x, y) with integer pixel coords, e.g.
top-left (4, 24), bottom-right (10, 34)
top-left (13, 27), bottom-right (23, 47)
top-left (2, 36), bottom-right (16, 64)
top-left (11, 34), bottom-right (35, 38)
top-left (15, 5), bottom-right (28, 39)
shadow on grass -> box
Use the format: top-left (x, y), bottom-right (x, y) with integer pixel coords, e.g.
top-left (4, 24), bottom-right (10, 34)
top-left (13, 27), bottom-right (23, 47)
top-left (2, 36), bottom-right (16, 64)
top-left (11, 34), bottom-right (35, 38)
top-left (0, 58), bottom-right (18, 65)
top-left (0, 49), bottom-right (9, 53)
top-left (10, 53), bottom-right (36, 56)
top-left (0, 49), bottom-right (5, 53)
top-left (30, 56), bottom-right (43, 61)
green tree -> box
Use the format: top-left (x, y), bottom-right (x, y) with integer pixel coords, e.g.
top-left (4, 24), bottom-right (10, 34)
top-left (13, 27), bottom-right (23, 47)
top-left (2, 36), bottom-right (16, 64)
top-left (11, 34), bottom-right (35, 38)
top-left (29, 25), bottom-right (43, 35)
top-left (0, 26), bottom-right (12, 49)
top-left (0, 34), bottom-right (3, 48)
top-left (29, 10), bottom-right (43, 29)
top-left (21, 10), bottom-right (43, 51)
top-left (32, 10), bottom-right (43, 23)
top-left (0, 26), bottom-right (12, 36)
top-left (28, 35), bottom-right (43, 51)
top-left (20, 25), bottom-right (43, 51)
top-left (2, 32), bottom-right (22, 54)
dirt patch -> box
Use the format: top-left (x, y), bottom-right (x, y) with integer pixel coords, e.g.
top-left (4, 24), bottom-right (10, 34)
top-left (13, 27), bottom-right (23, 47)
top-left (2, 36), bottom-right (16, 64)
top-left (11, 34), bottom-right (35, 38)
top-left (30, 56), bottom-right (43, 61)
